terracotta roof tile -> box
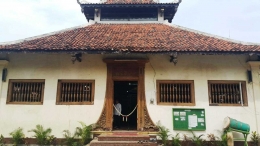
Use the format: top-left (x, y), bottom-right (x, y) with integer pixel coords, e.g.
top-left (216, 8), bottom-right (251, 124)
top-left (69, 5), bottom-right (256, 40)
top-left (1, 23), bottom-right (260, 53)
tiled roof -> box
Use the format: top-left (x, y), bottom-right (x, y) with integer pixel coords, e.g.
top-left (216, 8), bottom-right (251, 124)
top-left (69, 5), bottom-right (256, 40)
top-left (78, 0), bottom-right (181, 4)
top-left (1, 23), bottom-right (260, 53)
top-left (104, 0), bottom-right (155, 4)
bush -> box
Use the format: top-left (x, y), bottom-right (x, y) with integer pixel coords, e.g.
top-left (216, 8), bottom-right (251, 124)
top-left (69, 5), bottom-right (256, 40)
top-left (28, 124), bottom-right (55, 145)
top-left (63, 130), bottom-right (79, 146)
top-left (207, 133), bottom-right (221, 146)
top-left (190, 131), bottom-right (204, 146)
top-left (75, 122), bottom-right (94, 145)
top-left (9, 127), bottom-right (25, 145)
top-left (250, 131), bottom-right (260, 146)
top-left (156, 121), bottom-right (171, 146)
top-left (172, 133), bottom-right (181, 146)
top-left (0, 134), bottom-right (4, 146)
top-left (219, 130), bottom-right (228, 146)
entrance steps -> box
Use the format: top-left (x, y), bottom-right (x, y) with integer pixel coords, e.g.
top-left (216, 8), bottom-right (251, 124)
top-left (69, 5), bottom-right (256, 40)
top-left (89, 131), bottom-right (158, 146)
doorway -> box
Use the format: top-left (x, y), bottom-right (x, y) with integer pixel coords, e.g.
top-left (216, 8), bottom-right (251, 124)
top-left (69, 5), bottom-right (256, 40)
top-left (113, 81), bottom-right (138, 130)
top-left (95, 59), bottom-right (157, 131)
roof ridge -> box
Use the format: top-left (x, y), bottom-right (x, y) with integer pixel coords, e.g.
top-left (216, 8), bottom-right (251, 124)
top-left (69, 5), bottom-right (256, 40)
top-left (0, 22), bottom-right (94, 45)
top-left (164, 22), bottom-right (260, 46)
top-left (95, 22), bottom-right (165, 25)
top-left (78, 0), bottom-right (181, 4)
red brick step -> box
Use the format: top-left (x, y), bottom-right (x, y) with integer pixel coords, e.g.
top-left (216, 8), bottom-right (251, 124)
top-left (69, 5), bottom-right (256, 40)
top-left (89, 131), bottom-right (157, 146)
top-left (98, 132), bottom-right (150, 141)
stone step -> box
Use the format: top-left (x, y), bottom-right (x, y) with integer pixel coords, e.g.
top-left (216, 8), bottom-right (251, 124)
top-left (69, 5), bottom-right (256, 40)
top-left (98, 132), bottom-right (151, 141)
top-left (89, 139), bottom-right (158, 146)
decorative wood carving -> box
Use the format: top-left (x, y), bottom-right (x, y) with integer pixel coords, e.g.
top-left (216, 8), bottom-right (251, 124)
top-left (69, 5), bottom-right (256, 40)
top-left (112, 67), bottom-right (139, 77)
top-left (95, 59), bottom-right (156, 132)
top-left (93, 104), bottom-right (110, 131)
top-left (143, 106), bottom-right (158, 131)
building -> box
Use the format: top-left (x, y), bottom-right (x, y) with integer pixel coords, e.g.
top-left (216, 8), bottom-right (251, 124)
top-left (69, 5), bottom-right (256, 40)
top-left (0, 0), bottom-right (260, 140)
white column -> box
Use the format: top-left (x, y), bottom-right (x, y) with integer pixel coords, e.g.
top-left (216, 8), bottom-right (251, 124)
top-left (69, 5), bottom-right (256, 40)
top-left (0, 60), bottom-right (9, 104)
top-left (157, 8), bottom-right (164, 22)
top-left (248, 61), bottom-right (260, 133)
top-left (94, 8), bottom-right (101, 22)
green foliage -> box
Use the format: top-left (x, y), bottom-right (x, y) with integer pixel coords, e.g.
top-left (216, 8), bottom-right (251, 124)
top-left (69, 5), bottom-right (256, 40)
top-left (75, 122), bottom-right (94, 145)
top-left (171, 133), bottom-right (181, 146)
top-left (0, 134), bottom-right (4, 146)
top-left (63, 130), bottom-right (79, 146)
top-left (190, 131), bottom-right (204, 146)
top-left (207, 133), bottom-right (221, 146)
top-left (207, 133), bottom-right (218, 141)
top-left (156, 121), bottom-right (171, 145)
top-left (28, 124), bottom-right (55, 145)
top-left (182, 134), bottom-right (191, 142)
top-left (250, 131), bottom-right (260, 146)
top-left (9, 127), bottom-right (25, 145)
top-left (218, 130), bottom-right (228, 146)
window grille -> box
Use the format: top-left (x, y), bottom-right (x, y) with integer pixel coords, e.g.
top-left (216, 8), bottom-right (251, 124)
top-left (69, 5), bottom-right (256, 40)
top-left (156, 80), bottom-right (195, 106)
top-left (56, 80), bottom-right (95, 105)
top-left (208, 81), bottom-right (247, 106)
top-left (7, 80), bottom-right (45, 104)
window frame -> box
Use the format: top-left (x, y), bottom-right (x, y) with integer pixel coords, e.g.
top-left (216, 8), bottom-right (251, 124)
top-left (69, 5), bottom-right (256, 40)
top-left (208, 80), bottom-right (248, 106)
top-left (56, 80), bottom-right (95, 105)
top-left (6, 79), bottom-right (45, 105)
top-left (156, 80), bottom-right (195, 106)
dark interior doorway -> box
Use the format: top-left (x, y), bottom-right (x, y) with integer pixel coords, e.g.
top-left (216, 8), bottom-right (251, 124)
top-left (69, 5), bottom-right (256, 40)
top-left (113, 81), bottom-right (138, 130)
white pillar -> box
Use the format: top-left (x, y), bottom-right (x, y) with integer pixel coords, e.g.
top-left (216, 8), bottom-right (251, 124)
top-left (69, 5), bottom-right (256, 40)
top-left (157, 8), bottom-right (164, 22)
top-left (0, 60), bottom-right (9, 103)
top-left (248, 61), bottom-right (260, 133)
top-left (94, 8), bottom-right (101, 22)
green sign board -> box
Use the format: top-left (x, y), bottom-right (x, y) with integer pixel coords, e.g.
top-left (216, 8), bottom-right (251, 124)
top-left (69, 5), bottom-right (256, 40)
top-left (172, 108), bottom-right (206, 131)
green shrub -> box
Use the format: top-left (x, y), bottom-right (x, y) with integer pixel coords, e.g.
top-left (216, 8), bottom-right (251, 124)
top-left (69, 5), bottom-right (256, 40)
top-left (207, 133), bottom-right (221, 146)
top-left (219, 130), bottom-right (228, 146)
top-left (63, 130), bottom-right (79, 146)
top-left (190, 131), bottom-right (204, 146)
top-left (0, 134), bottom-right (4, 146)
top-left (9, 127), bottom-right (25, 146)
top-left (172, 133), bottom-right (181, 146)
top-left (28, 124), bottom-right (55, 145)
top-left (156, 121), bottom-right (171, 146)
top-left (75, 122), bottom-right (94, 145)
top-left (250, 131), bottom-right (260, 146)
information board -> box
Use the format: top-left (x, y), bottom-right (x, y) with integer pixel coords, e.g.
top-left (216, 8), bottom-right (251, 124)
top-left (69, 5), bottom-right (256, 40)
top-left (172, 108), bottom-right (206, 131)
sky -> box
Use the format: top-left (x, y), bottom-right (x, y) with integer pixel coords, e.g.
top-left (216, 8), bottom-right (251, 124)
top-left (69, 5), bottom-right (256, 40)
top-left (0, 0), bottom-right (259, 43)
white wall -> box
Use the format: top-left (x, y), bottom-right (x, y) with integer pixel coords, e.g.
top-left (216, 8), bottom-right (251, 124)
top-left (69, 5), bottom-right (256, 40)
top-left (145, 54), bottom-right (258, 139)
top-left (0, 54), bottom-right (107, 137)
top-left (0, 53), bottom-right (258, 140)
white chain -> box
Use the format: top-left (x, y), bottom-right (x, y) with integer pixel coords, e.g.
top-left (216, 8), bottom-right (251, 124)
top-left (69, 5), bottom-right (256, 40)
top-left (113, 104), bottom-right (137, 122)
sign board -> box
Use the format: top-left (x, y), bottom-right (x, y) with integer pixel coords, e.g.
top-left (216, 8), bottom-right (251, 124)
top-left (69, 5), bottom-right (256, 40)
top-left (173, 108), bottom-right (206, 131)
